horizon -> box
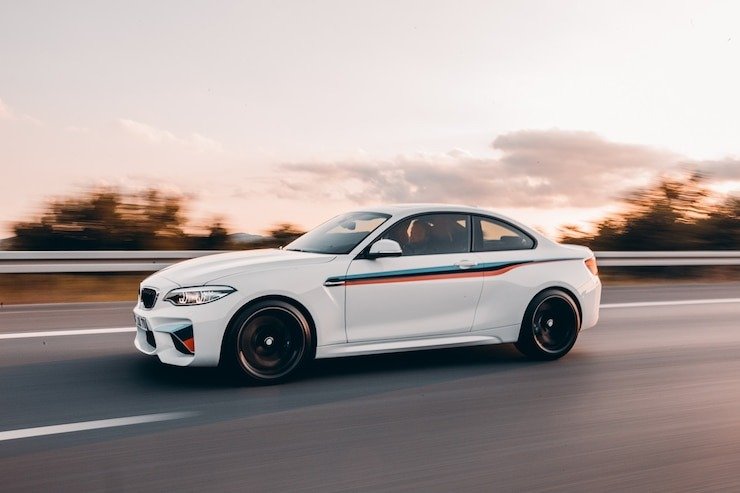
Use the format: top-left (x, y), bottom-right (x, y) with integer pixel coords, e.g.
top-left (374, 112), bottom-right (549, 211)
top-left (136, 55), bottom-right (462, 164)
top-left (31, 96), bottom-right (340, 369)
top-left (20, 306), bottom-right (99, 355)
top-left (1, 1), bottom-right (738, 240)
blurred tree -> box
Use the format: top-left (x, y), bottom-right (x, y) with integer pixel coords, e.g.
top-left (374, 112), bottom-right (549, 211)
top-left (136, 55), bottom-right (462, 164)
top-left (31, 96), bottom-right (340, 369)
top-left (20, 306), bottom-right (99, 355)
top-left (10, 187), bottom-right (308, 251)
top-left (560, 173), bottom-right (738, 251)
top-left (256, 223), bottom-right (305, 248)
top-left (191, 218), bottom-right (231, 250)
top-left (15, 188), bottom-right (205, 250)
top-left (701, 197), bottom-right (739, 250)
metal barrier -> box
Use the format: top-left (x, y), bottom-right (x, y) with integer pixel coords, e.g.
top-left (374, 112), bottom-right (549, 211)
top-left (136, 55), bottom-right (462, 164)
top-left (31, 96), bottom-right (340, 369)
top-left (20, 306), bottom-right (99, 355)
top-left (595, 251), bottom-right (740, 267)
top-left (0, 251), bottom-right (225, 273)
top-left (0, 250), bottom-right (738, 273)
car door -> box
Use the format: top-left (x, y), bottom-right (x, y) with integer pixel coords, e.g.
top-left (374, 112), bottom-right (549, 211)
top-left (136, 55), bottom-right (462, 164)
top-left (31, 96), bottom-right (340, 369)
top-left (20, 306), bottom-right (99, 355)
top-left (469, 215), bottom-right (539, 331)
top-left (345, 213), bottom-right (483, 342)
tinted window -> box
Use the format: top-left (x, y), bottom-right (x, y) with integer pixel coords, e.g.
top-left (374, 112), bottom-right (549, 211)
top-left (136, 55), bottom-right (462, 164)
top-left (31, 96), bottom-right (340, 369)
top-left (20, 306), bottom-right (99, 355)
top-left (285, 212), bottom-right (390, 254)
top-left (473, 216), bottom-right (534, 251)
top-left (381, 214), bottom-right (469, 256)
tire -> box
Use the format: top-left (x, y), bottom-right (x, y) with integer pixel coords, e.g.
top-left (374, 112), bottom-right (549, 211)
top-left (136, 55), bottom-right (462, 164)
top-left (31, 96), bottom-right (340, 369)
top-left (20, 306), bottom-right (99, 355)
top-left (515, 289), bottom-right (581, 360)
top-left (223, 300), bottom-right (314, 384)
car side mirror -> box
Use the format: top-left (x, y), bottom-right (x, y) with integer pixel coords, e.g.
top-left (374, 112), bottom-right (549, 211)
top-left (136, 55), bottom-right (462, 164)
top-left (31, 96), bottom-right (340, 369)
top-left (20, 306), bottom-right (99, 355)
top-left (367, 239), bottom-right (403, 258)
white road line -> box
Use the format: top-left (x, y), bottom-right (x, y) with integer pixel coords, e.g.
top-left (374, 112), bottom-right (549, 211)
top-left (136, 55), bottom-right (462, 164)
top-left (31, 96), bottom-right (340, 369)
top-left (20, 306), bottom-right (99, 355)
top-left (0, 327), bottom-right (135, 339)
top-left (601, 298), bottom-right (740, 309)
top-left (0, 412), bottom-right (196, 442)
top-left (0, 297), bottom-right (738, 339)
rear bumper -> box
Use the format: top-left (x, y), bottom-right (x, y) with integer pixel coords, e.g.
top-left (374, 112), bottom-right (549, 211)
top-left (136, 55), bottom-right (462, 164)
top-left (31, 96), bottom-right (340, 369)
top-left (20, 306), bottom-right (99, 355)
top-left (579, 275), bottom-right (601, 330)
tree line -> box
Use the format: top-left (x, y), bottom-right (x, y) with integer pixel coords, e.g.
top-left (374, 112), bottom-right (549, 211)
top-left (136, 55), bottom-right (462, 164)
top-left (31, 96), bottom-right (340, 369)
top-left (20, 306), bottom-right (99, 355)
top-left (6, 175), bottom-right (737, 251)
top-left (9, 188), bottom-right (304, 250)
top-left (559, 172), bottom-right (738, 250)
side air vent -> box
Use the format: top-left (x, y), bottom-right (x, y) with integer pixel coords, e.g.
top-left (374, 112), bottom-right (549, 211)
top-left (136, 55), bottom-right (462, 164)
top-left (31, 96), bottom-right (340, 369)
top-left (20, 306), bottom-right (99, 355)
top-left (171, 325), bottom-right (195, 355)
top-left (140, 288), bottom-right (158, 309)
top-left (145, 330), bottom-right (156, 348)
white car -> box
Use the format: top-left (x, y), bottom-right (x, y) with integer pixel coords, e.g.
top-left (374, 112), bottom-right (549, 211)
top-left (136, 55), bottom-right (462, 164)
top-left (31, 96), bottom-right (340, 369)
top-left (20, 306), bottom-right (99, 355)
top-left (133, 204), bottom-right (601, 383)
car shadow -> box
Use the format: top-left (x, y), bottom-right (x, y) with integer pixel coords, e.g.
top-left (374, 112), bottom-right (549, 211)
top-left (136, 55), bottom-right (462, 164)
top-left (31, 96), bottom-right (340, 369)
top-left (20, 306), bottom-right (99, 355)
top-left (121, 343), bottom-right (599, 429)
top-left (134, 342), bottom-right (535, 391)
top-left (307, 343), bottom-right (528, 379)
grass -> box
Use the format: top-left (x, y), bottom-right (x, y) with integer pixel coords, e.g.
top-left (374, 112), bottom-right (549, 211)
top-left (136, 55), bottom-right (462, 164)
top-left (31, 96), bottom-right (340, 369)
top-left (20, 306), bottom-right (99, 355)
top-left (596, 266), bottom-right (740, 285)
top-left (0, 273), bottom-right (143, 305)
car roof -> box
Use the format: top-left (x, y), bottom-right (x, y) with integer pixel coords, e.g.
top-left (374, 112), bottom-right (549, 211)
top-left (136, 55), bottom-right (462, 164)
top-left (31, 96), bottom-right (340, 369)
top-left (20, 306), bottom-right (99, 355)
top-left (360, 203), bottom-right (500, 216)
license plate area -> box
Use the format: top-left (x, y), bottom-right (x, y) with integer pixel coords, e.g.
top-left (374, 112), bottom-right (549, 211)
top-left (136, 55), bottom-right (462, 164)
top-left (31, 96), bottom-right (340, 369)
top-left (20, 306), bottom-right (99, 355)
top-left (135, 315), bottom-right (150, 331)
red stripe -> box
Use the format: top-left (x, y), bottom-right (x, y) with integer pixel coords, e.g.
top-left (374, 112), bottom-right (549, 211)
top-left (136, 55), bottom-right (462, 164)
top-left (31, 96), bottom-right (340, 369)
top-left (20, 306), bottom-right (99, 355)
top-left (346, 263), bottom-right (525, 286)
top-left (347, 269), bottom-right (481, 286)
top-left (483, 264), bottom-right (520, 277)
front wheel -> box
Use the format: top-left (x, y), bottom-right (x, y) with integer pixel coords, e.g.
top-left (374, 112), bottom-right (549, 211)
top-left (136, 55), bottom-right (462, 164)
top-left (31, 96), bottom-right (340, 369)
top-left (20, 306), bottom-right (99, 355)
top-left (515, 289), bottom-right (580, 360)
top-left (224, 300), bottom-right (314, 384)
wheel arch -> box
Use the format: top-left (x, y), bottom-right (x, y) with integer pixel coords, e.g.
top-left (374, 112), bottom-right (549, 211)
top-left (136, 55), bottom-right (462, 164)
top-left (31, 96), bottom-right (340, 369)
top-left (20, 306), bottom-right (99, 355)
top-left (219, 294), bottom-right (318, 366)
top-left (531, 285), bottom-right (583, 329)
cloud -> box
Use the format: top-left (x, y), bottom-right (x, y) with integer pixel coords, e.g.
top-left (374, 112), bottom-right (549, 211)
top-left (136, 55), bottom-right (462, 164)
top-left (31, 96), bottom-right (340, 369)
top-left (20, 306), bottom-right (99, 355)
top-left (118, 119), bottom-right (178, 144)
top-left (189, 132), bottom-right (224, 153)
top-left (65, 125), bottom-right (91, 134)
top-left (693, 157), bottom-right (740, 181)
top-left (0, 98), bottom-right (12, 119)
top-left (278, 129), bottom-right (683, 208)
top-left (118, 118), bottom-right (223, 153)
top-left (0, 97), bottom-right (41, 124)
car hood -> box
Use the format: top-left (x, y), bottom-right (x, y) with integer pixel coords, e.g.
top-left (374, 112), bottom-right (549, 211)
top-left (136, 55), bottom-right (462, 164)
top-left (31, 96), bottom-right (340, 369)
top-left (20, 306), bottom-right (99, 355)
top-left (152, 249), bottom-right (336, 286)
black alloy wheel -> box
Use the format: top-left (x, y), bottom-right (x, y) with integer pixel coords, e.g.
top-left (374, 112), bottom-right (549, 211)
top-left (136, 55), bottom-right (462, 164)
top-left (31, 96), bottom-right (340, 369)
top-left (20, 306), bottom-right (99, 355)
top-left (515, 289), bottom-right (580, 360)
top-left (225, 300), bottom-right (314, 384)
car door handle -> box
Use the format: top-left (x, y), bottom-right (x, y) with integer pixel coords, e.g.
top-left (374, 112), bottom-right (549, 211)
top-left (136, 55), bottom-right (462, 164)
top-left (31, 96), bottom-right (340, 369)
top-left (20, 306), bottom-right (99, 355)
top-left (454, 260), bottom-right (478, 270)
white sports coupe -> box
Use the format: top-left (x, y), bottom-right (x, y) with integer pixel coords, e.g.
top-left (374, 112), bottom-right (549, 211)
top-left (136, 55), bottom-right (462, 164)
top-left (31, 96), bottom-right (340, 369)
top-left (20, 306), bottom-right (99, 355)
top-left (134, 204), bottom-right (601, 383)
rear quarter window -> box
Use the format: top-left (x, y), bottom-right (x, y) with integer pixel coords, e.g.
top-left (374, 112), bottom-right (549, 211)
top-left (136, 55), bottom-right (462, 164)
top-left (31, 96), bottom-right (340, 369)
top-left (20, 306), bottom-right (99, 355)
top-left (473, 216), bottom-right (535, 252)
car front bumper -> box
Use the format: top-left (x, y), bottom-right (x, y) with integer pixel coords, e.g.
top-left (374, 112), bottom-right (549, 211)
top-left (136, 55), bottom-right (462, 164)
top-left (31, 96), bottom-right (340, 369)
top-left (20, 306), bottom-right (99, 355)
top-left (133, 291), bottom-right (242, 367)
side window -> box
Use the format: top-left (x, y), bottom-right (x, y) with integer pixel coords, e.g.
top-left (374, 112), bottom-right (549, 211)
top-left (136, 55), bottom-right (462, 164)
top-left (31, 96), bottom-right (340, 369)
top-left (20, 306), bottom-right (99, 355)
top-left (473, 216), bottom-right (534, 252)
top-left (381, 214), bottom-right (470, 256)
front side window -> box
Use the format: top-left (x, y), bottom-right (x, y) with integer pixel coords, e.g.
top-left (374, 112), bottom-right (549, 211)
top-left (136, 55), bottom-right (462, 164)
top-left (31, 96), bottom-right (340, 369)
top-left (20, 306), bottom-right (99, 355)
top-left (381, 213), bottom-right (469, 256)
top-left (285, 212), bottom-right (390, 254)
top-left (473, 216), bottom-right (534, 251)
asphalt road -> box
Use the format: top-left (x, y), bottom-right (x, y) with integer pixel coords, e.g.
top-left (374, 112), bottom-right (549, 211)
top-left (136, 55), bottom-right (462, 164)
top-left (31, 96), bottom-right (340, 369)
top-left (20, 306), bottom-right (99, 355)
top-left (0, 282), bottom-right (739, 492)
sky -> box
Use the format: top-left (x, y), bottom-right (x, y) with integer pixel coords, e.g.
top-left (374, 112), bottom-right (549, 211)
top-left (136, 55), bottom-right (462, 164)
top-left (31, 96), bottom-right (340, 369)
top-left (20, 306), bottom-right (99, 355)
top-left (1, 0), bottom-right (738, 239)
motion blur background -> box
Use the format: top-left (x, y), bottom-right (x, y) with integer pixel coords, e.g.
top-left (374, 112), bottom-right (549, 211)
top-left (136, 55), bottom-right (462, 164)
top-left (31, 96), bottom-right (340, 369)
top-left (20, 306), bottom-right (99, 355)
top-left (1, 1), bottom-right (738, 304)
top-left (1, 1), bottom-right (738, 242)
top-left (1, 3), bottom-right (739, 491)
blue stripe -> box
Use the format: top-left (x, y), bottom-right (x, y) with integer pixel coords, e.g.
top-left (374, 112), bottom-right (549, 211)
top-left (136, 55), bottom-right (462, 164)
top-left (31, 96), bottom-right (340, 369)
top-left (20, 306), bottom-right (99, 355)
top-left (324, 257), bottom-right (582, 285)
top-left (327, 261), bottom-right (524, 284)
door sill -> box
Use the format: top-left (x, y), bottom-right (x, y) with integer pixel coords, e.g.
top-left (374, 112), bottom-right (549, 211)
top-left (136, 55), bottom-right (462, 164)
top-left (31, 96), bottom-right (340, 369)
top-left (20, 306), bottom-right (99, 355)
top-left (315, 332), bottom-right (505, 359)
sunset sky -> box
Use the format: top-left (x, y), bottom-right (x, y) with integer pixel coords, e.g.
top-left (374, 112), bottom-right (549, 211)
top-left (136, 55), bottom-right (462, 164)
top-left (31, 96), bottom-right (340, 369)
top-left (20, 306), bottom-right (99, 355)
top-left (1, 0), bottom-right (738, 239)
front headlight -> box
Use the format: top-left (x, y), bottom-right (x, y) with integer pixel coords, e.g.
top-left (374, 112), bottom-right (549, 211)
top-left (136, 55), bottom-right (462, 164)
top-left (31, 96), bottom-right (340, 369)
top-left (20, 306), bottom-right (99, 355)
top-left (163, 286), bottom-right (236, 306)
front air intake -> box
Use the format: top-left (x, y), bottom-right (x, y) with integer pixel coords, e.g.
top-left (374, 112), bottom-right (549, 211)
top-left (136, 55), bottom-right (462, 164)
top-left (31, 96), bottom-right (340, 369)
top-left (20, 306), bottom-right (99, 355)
top-left (171, 325), bottom-right (195, 355)
top-left (145, 330), bottom-right (156, 348)
top-left (140, 288), bottom-right (158, 309)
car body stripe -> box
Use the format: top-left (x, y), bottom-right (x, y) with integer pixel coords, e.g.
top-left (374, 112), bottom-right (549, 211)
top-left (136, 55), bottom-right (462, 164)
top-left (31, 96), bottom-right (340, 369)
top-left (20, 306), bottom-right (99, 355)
top-left (325, 258), bottom-right (580, 286)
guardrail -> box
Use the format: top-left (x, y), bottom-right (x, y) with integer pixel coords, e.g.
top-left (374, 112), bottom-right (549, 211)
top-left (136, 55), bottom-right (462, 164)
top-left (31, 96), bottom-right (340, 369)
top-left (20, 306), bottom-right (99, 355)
top-left (0, 250), bottom-right (738, 273)
top-left (595, 251), bottom-right (740, 267)
top-left (0, 251), bottom-right (224, 274)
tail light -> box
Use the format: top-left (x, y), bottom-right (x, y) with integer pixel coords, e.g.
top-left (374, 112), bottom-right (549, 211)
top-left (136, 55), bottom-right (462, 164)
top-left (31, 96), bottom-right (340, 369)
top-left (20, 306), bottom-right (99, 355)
top-left (585, 257), bottom-right (598, 276)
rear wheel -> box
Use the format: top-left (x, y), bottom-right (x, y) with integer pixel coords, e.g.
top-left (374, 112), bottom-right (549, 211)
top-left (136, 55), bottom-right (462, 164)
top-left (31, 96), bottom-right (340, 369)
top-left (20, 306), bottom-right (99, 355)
top-left (515, 289), bottom-right (580, 360)
top-left (224, 300), bottom-right (314, 384)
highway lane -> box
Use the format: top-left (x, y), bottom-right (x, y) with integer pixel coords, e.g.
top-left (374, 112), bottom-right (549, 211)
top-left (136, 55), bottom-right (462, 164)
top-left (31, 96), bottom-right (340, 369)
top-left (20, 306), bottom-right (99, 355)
top-left (0, 283), bottom-right (738, 491)
top-left (0, 301), bottom-right (135, 333)
top-left (1, 281), bottom-right (737, 333)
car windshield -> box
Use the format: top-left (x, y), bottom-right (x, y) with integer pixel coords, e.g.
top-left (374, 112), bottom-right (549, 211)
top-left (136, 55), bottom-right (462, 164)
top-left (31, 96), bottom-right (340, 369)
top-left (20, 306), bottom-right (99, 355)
top-left (285, 211), bottom-right (391, 254)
